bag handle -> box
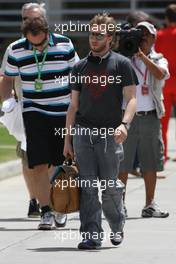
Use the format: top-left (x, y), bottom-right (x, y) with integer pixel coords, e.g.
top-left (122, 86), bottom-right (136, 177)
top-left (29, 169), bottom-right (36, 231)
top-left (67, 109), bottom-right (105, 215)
top-left (63, 156), bottom-right (76, 166)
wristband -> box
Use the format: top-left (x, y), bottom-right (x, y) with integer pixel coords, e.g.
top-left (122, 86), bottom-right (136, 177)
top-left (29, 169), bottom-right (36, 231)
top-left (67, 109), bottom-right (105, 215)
top-left (121, 121), bottom-right (130, 130)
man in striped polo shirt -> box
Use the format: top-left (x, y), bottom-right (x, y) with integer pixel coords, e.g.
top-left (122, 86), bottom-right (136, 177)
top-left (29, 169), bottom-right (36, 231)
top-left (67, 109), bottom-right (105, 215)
top-left (0, 2), bottom-right (47, 219)
top-left (0, 16), bottom-right (79, 230)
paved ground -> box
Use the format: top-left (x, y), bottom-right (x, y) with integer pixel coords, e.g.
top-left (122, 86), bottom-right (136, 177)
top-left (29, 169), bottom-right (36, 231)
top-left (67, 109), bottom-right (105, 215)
top-left (0, 119), bottom-right (176, 264)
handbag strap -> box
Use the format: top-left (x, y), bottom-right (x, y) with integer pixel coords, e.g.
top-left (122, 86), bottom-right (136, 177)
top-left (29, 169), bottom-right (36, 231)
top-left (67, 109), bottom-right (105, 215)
top-left (63, 157), bottom-right (76, 166)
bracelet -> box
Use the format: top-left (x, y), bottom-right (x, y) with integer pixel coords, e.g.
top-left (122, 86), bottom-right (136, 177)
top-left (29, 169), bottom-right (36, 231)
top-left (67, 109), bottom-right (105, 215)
top-left (121, 122), bottom-right (130, 130)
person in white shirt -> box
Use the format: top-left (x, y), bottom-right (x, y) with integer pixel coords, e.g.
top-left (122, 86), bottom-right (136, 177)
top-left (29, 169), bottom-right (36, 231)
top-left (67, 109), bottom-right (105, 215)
top-left (118, 21), bottom-right (170, 218)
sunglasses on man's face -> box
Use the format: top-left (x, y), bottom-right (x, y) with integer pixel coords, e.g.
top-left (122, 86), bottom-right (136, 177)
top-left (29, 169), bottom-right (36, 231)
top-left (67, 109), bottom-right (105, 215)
top-left (22, 16), bottom-right (41, 21)
top-left (89, 32), bottom-right (107, 41)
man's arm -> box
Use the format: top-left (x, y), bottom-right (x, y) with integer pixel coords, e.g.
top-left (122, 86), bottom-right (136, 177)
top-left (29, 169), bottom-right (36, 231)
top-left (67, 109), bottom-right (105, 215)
top-left (63, 90), bottom-right (80, 159)
top-left (0, 45), bottom-right (14, 101)
top-left (122, 84), bottom-right (136, 124)
top-left (0, 75), bottom-right (14, 101)
top-left (0, 75), bottom-right (17, 113)
top-left (136, 49), bottom-right (166, 80)
top-left (114, 84), bottom-right (136, 144)
top-left (0, 44), bottom-right (18, 102)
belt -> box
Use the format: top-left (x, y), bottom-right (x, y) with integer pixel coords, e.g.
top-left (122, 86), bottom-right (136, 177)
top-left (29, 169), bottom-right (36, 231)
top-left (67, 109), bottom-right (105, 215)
top-left (135, 110), bottom-right (156, 116)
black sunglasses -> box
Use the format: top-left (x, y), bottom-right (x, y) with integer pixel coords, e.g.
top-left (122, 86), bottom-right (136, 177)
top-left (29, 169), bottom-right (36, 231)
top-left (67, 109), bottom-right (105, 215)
top-left (22, 16), bottom-right (40, 21)
top-left (89, 32), bottom-right (107, 40)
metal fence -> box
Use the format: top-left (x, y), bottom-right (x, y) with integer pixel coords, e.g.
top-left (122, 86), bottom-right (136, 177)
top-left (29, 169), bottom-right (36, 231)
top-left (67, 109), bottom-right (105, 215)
top-left (0, 0), bottom-right (175, 39)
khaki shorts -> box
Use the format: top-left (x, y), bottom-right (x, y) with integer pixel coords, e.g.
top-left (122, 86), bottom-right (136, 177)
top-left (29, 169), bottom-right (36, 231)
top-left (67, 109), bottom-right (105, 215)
top-left (119, 112), bottom-right (164, 173)
top-left (16, 142), bottom-right (29, 167)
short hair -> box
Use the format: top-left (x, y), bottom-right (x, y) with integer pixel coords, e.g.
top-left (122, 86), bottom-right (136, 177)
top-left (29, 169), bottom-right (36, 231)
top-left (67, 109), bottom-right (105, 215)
top-left (126, 11), bottom-right (150, 26)
top-left (89, 13), bottom-right (116, 35)
top-left (21, 2), bottom-right (47, 19)
top-left (89, 13), bottom-right (116, 47)
top-left (21, 17), bottom-right (49, 37)
top-left (165, 4), bottom-right (176, 23)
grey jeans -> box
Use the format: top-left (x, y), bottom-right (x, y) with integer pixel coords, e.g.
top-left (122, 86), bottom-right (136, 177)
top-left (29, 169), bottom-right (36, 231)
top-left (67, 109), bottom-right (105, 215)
top-left (73, 125), bottom-right (125, 244)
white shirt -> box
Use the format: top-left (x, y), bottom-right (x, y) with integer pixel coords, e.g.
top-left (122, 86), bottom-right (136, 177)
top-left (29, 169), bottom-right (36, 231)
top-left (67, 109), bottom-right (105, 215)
top-left (122, 50), bottom-right (169, 112)
top-left (132, 57), bottom-right (155, 112)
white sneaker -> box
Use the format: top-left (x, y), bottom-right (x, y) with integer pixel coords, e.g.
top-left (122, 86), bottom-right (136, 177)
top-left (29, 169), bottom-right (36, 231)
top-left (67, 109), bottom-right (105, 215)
top-left (38, 211), bottom-right (55, 230)
top-left (55, 212), bottom-right (67, 228)
top-left (142, 201), bottom-right (169, 218)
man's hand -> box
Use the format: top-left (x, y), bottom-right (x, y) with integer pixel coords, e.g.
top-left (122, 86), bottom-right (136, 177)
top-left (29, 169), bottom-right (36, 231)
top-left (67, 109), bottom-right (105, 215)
top-left (134, 48), bottom-right (166, 80)
top-left (134, 47), bottom-right (145, 59)
top-left (63, 140), bottom-right (74, 160)
top-left (1, 97), bottom-right (17, 113)
top-left (114, 124), bottom-right (127, 144)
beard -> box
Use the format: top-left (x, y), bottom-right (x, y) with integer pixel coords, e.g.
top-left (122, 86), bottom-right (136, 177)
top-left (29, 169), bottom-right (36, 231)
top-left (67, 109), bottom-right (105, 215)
top-left (90, 41), bottom-right (107, 53)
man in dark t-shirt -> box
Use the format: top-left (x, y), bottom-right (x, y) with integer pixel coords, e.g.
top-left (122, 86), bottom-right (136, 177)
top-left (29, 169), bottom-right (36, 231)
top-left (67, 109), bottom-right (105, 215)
top-left (70, 50), bottom-right (137, 129)
top-left (64, 13), bottom-right (138, 250)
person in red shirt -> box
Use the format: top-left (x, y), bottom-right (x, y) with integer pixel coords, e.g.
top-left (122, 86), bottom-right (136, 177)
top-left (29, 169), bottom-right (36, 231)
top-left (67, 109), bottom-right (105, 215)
top-left (155, 4), bottom-right (176, 161)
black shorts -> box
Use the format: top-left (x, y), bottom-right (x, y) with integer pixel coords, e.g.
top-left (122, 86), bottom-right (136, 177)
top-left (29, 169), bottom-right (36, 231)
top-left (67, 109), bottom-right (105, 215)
top-left (23, 112), bottom-right (65, 169)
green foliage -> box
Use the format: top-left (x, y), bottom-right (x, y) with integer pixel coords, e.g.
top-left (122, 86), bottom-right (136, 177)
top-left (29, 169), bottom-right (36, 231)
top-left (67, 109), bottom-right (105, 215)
top-left (0, 148), bottom-right (17, 163)
top-left (0, 125), bottom-right (17, 162)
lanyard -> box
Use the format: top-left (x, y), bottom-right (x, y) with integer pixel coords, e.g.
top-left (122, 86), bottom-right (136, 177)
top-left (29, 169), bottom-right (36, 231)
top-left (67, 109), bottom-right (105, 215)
top-left (132, 58), bottom-right (148, 84)
top-left (33, 48), bottom-right (48, 79)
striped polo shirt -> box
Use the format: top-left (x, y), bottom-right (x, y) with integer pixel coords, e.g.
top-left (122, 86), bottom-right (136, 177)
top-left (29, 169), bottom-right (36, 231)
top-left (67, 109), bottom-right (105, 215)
top-left (4, 33), bottom-right (79, 116)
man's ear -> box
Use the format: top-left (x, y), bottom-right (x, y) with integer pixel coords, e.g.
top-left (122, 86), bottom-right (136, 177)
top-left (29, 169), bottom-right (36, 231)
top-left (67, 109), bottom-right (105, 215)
top-left (107, 35), bottom-right (113, 45)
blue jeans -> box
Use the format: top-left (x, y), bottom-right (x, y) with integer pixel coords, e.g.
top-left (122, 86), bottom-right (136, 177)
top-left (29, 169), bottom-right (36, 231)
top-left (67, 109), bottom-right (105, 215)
top-left (73, 125), bottom-right (125, 244)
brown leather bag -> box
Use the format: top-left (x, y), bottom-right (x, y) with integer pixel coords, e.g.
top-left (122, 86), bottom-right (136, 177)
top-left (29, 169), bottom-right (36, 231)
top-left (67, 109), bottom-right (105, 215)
top-left (50, 160), bottom-right (80, 214)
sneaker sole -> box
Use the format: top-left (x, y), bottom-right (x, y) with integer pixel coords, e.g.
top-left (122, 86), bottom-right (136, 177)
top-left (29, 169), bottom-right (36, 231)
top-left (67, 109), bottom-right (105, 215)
top-left (28, 214), bottom-right (40, 218)
top-left (78, 244), bottom-right (101, 250)
top-left (54, 219), bottom-right (67, 228)
top-left (142, 213), bottom-right (169, 218)
top-left (142, 214), bottom-right (153, 218)
top-left (38, 224), bottom-right (56, 230)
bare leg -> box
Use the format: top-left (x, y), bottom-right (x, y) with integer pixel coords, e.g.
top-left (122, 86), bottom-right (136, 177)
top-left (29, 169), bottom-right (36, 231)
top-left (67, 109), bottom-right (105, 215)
top-left (23, 163), bottom-right (56, 199)
top-left (22, 164), bottom-right (36, 199)
top-left (143, 171), bottom-right (157, 207)
top-left (32, 164), bottom-right (51, 207)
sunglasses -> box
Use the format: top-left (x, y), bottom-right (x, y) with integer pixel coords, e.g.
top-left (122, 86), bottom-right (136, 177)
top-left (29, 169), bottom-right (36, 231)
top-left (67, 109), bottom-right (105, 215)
top-left (89, 32), bottom-right (107, 40)
top-left (22, 16), bottom-right (40, 21)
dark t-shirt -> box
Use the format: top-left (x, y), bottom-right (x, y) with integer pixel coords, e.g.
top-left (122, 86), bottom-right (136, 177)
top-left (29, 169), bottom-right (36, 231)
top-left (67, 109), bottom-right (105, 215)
top-left (70, 50), bottom-right (138, 128)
